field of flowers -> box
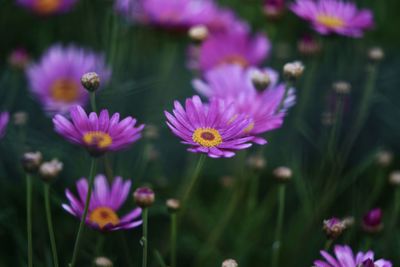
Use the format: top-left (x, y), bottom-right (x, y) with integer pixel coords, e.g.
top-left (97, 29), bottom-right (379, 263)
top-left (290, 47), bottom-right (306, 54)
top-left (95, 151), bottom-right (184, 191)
top-left (1, 0), bottom-right (400, 266)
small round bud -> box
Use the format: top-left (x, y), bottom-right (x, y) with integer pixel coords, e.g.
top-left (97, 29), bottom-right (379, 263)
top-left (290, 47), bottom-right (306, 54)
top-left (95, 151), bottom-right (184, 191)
top-left (389, 171), bottom-right (400, 186)
top-left (222, 259), bottom-right (238, 267)
top-left (263, 0), bottom-right (285, 20)
top-left (13, 111), bottom-right (28, 126)
top-left (323, 217), bottom-right (346, 239)
top-left (283, 61), bottom-right (304, 80)
top-left (273, 166), bottom-right (292, 182)
top-left (362, 208), bottom-right (383, 234)
top-left (342, 216), bottom-right (355, 228)
top-left (94, 256), bottom-right (113, 267)
top-left (21, 151), bottom-right (43, 173)
top-left (375, 150), bottom-right (393, 167)
top-left (247, 155), bottom-right (266, 171)
top-left (220, 175), bottom-right (235, 188)
top-left (368, 47), bottom-right (384, 62)
top-left (39, 159), bottom-right (63, 182)
top-left (166, 198), bottom-right (180, 213)
top-left (251, 70), bottom-right (271, 92)
top-left (133, 187), bottom-right (155, 208)
top-left (188, 25), bottom-right (209, 43)
top-left (9, 48), bottom-right (30, 70)
top-left (332, 81), bottom-right (351, 95)
top-left (81, 72), bottom-right (100, 92)
top-left (297, 35), bottom-right (321, 56)
top-left (144, 125), bottom-right (159, 140)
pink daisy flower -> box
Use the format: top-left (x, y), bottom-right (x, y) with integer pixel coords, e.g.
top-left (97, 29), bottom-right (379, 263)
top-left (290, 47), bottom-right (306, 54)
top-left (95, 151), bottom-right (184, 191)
top-left (0, 112), bottom-right (9, 139)
top-left (17, 0), bottom-right (77, 15)
top-left (62, 174), bottom-right (142, 231)
top-left (53, 105), bottom-right (144, 156)
top-left (165, 95), bottom-right (254, 158)
top-left (290, 0), bottom-right (374, 38)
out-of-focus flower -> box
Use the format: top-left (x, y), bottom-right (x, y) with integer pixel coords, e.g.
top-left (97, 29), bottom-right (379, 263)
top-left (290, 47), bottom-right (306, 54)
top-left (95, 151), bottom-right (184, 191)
top-left (133, 187), bottom-right (155, 208)
top-left (144, 124), bottom-right (159, 140)
top-left (0, 112), bottom-right (9, 139)
top-left (389, 171), bottom-right (400, 186)
top-left (193, 65), bottom-right (295, 144)
top-left (13, 111), bottom-right (28, 126)
top-left (342, 216), bottom-right (355, 228)
top-left (251, 69), bottom-right (271, 91)
top-left (297, 34), bottom-right (321, 56)
top-left (27, 45), bottom-right (111, 114)
top-left (39, 159), bottom-right (63, 182)
top-left (362, 208), bottom-right (383, 234)
top-left (263, 0), bottom-right (285, 20)
top-left (62, 175), bottom-right (142, 231)
top-left (188, 25), bottom-right (209, 43)
top-left (247, 154), bottom-right (266, 171)
top-left (220, 175), bottom-right (235, 188)
top-left (333, 81), bottom-right (351, 95)
top-left (165, 95), bottom-right (254, 158)
top-left (192, 30), bottom-right (270, 72)
top-left (368, 47), bottom-right (384, 62)
top-left (9, 48), bottom-right (30, 69)
top-left (53, 105), bottom-right (144, 156)
top-left (313, 244), bottom-right (392, 267)
top-left (205, 7), bottom-right (249, 34)
top-left (222, 259), bottom-right (238, 267)
top-left (166, 198), bottom-right (180, 212)
top-left (283, 61), bottom-right (304, 80)
top-left (81, 72), bottom-right (101, 93)
top-left (323, 217), bottom-right (346, 239)
top-left (375, 150), bottom-right (393, 167)
top-left (290, 0), bottom-right (374, 38)
top-left (321, 111), bottom-right (334, 126)
top-left (273, 166), bottom-right (292, 182)
top-left (21, 151), bottom-right (43, 173)
top-left (94, 256), bottom-right (113, 267)
top-left (17, 0), bottom-right (78, 15)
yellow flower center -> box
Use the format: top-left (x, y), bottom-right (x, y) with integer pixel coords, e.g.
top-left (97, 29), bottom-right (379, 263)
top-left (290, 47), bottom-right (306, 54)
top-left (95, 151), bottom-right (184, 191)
top-left (192, 128), bottom-right (222, 147)
top-left (219, 55), bottom-right (249, 67)
top-left (244, 122), bottom-right (255, 133)
top-left (34, 0), bottom-right (61, 14)
top-left (316, 14), bottom-right (345, 29)
top-left (89, 207), bottom-right (120, 229)
top-left (83, 131), bottom-right (113, 149)
top-left (51, 79), bottom-right (80, 103)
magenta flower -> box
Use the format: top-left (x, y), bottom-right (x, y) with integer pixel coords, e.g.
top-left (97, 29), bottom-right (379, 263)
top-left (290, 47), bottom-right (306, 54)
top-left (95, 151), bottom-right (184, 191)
top-left (290, 0), bottom-right (374, 38)
top-left (62, 174), bottom-right (142, 231)
top-left (191, 29), bottom-right (270, 72)
top-left (27, 45), bottom-right (111, 114)
top-left (193, 65), bottom-right (295, 144)
top-left (206, 7), bottom-right (249, 34)
top-left (165, 95), bottom-right (254, 158)
top-left (17, 0), bottom-right (77, 15)
top-left (362, 208), bottom-right (383, 233)
top-left (53, 105), bottom-right (144, 156)
top-left (314, 245), bottom-right (392, 267)
top-left (0, 112), bottom-right (9, 139)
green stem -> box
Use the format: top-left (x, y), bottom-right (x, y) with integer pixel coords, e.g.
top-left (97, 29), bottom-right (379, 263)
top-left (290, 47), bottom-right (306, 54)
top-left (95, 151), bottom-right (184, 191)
top-left (91, 236), bottom-right (105, 267)
top-left (69, 158), bottom-right (98, 267)
top-left (103, 155), bottom-right (114, 182)
top-left (271, 185), bottom-right (286, 267)
top-left (247, 171), bottom-right (259, 212)
top-left (90, 92), bottom-right (97, 113)
top-left (324, 239), bottom-right (333, 251)
top-left (26, 174), bottom-right (33, 267)
top-left (44, 184), bottom-right (59, 267)
top-left (327, 95), bottom-right (344, 160)
top-left (141, 208), bottom-right (149, 267)
top-left (170, 213), bottom-right (177, 267)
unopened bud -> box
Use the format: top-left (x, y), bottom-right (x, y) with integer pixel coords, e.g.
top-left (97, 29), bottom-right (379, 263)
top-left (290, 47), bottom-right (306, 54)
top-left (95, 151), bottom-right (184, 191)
top-left (389, 171), bottom-right (400, 186)
top-left (247, 154), bottom-right (266, 171)
top-left (188, 25), bottom-right (209, 43)
top-left (81, 72), bottom-right (100, 92)
top-left (144, 124), bottom-right (159, 139)
top-left (333, 81), bottom-right (351, 95)
top-left (368, 47), bottom-right (384, 62)
top-left (283, 61), bottom-right (304, 80)
top-left (375, 150), bottom-right (393, 167)
top-left (273, 166), bottom-right (292, 182)
top-left (297, 35), bottom-right (321, 56)
top-left (13, 111), bottom-right (28, 126)
top-left (323, 217), bottom-right (346, 239)
top-left (251, 70), bottom-right (271, 91)
top-left (362, 208), bottom-right (383, 234)
top-left (166, 198), bottom-right (180, 213)
top-left (94, 256), bottom-right (113, 267)
top-left (133, 187), bottom-right (155, 208)
top-left (263, 0), bottom-right (285, 20)
top-left (39, 159), bottom-right (63, 182)
top-left (21, 151), bottom-right (43, 173)
top-left (9, 48), bottom-right (30, 70)
top-left (222, 259), bottom-right (238, 267)
top-left (342, 216), bottom-right (355, 228)
top-left (220, 175), bottom-right (235, 188)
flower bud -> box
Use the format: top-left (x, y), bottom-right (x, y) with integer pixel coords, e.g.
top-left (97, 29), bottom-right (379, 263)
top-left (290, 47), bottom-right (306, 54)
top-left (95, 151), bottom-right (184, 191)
top-left (144, 125), bottom-right (159, 140)
top-left (263, 0), bottom-right (285, 20)
top-left (247, 154), bottom-right (266, 171)
top-left (9, 48), bottom-right (30, 70)
top-left (251, 70), bottom-right (271, 92)
top-left (222, 259), bottom-right (238, 267)
top-left (297, 35), bottom-right (321, 56)
top-left (375, 150), bottom-right (393, 167)
top-left (39, 159), bottom-right (63, 182)
top-left (21, 151), bottom-right (43, 173)
top-left (368, 47), bottom-right (384, 62)
top-left (133, 187), bottom-right (155, 208)
top-left (362, 208), bottom-right (383, 234)
top-left (13, 111), bottom-right (28, 126)
top-left (81, 72), bottom-right (100, 92)
top-left (321, 111), bottom-right (334, 126)
top-left (323, 217), bottom-right (346, 239)
top-left (342, 216), bottom-right (355, 228)
top-left (166, 198), bottom-right (180, 213)
top-left (188, 25), bottom-right (209, 43)
top-left (273, 166), bottom-right (292, 182)
top-left (283, 61), bottom-right (304, 80)
top-left (220, 175), bottom-right (234, 188)
top-left (389, 171), bottom-right (400, 186)
top-left (94, 256), bottom-right (113, 267)
top-left (332, 81), bottom-right (351, 95)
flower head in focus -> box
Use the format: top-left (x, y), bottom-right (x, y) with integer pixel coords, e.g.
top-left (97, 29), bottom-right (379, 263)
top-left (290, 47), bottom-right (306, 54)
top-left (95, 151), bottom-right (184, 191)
top-left (27, 45), bottom-right (111, 114)
top-left (53, 106), bottom-right (144, 156)
top-left (62, 175), bottom-right (142, 231)
top-left (290, 0), bottom-right (374, 38)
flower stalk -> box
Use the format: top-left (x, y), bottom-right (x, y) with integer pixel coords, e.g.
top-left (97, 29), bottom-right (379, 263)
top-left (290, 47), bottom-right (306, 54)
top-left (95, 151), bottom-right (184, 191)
top-left (272, 184), bottom-right (286, 267)
top-left (44, 183), bottom-right (59, 267)
top-left (26, 174), bottom-right (33, 267)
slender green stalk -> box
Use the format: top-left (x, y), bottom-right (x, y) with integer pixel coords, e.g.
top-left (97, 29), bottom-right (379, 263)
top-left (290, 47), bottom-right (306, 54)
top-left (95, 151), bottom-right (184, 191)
top-left (247, 171), bottom-right (259, 212)
top-left (154, 250), bottom-right (168, 267)
top-left (90, 236), bottom-right (105, 267)
top-left (170, 213), bottom-right (177, 267)
top-left (141, 208), bottom-right (149, 267)
top-left (103, 155), bottom-right (114, 182)
top-left (271, 185), bottom-right (286, 267)
top-left (26, 174), bottom-right (33, 267)
top-left (324, 239), bottom-right (333, 251)
top-left (327, 95), bottom-right (344, 160)
top-left (44, 184), bottom-right (59, 267)
top-left (90, 92), bottom-right (97, 113)
top-left (69, 158), bottom-right (98, 267)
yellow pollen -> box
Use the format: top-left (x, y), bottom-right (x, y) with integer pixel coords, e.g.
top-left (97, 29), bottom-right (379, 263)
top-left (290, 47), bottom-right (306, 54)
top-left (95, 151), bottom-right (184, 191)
top-left (316, 14), bottom-right (345, 29)
top-left (192, 128), bottom-right (222, 147)
top-left (244, 122), bottom-right (255, 133)
top-left (51, 79), bottom-right (79, 103)
top-left (219, 55), bottom-right (249, 67)
top-left (83, 131), bottom-right (113, 149)
top-left (34, 0), bottom-right (61, 14)
top-left (89, 207), bottom-right (120, 229)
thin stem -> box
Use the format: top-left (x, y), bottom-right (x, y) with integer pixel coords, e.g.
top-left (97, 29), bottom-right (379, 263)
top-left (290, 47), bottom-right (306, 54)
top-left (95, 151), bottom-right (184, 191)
top-left (44, 184), bottom-right (59, 267)
top-left (271, 185), bottom-right (286, 267)
top-left (247, 171), bottom-right (259, 212)
top-left (154, 250), bottom-right (168, 267)
top-left (69, 158), bottom-right (98, 267)
top-left (103, 155), bottom-right (114, 182)
top-left (170, 213), bottom-right (177, 267)
top-left (90, 92), bottom-right (97, 113)
top-left (324, 239), bottom-right (333, 251)
top-left (141, 208), bottom-right (149, 267)
top-left (26, 174), bottom-right (33, 267)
